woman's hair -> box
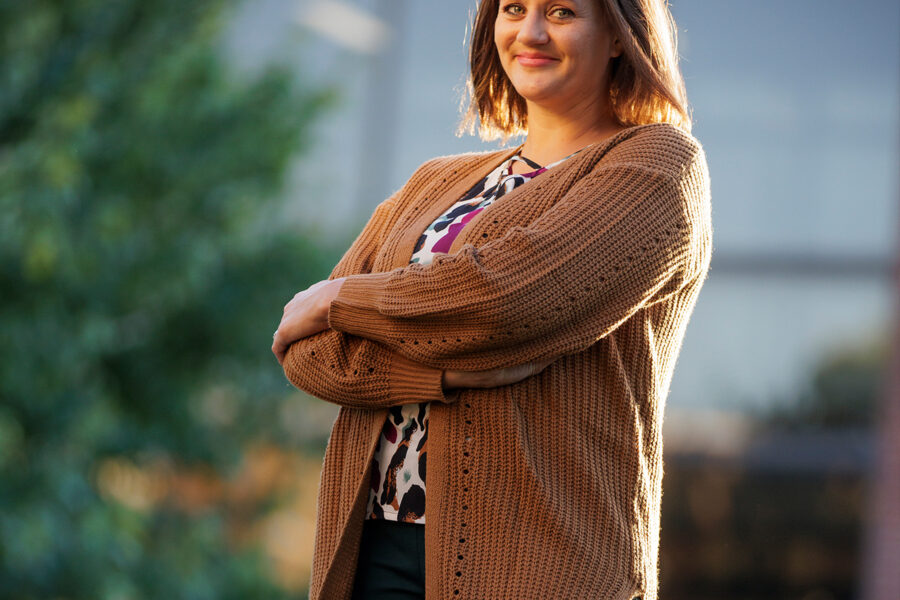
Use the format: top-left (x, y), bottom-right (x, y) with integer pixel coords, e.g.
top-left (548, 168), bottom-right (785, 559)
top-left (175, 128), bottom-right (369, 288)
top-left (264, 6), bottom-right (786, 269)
top-left (457, 0), bottom-right (692, 142)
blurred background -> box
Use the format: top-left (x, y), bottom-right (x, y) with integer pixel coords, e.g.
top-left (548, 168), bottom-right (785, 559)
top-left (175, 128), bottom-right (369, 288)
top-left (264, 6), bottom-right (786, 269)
top-left (1, 0), bottom-right (897, 598)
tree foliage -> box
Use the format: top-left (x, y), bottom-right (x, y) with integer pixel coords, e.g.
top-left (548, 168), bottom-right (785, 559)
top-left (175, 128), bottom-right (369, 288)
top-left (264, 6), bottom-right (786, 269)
top-left (0, 0), bottom-right (336, 596)
top-left (757, 335), bottom-right (887, 431)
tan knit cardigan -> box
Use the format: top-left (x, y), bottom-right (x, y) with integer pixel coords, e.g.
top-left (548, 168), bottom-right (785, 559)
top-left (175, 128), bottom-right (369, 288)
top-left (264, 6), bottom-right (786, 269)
top-left (283, 122), bottom-right (712, 600)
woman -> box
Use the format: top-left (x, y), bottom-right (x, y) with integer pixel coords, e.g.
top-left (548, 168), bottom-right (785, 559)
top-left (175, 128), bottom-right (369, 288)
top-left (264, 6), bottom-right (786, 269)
top-left (273, 0), bottom-right (711, 598)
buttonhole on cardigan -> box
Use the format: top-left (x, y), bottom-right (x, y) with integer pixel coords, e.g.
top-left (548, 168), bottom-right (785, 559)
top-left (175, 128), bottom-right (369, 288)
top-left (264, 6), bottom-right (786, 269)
top-left (463, 487), bottom-right (469, 491)
top-left (400, 339), bottom-right (405, 343)
top-left (459, 538), bottom-right (465, 543)
top-left (482, 233), bottom-right (488, 238)
top-left (456, 571), bottom-right (462, 577)
top-left (310, 351), bottom-right (315, 356)
top-left (465, 403), bottom-right (470, 408)
top-left (353, 369), bottom-right (357, 375)
top-left (454, 591), bottom-right (460, 595)
top-left (492, 220), bottom-right (498, 224)
top-left (463, 469), bottom-right (469, 474)
top-left (413, 341), bottom-right (418, 345)
top-left (458, 554), bottom-right (464, 560)
top-left (465, 420), bottom-right (472, 425)
top-left (463, 452), bottom-right (469, 457)
top-left (427, 340), bottom-right (432, 344)
top-left (368, 367), bottom-right (374, 373)
top-left (462, 523), bottom-right (467, 527)
top-left (456, 338), bottom-right (462, 342)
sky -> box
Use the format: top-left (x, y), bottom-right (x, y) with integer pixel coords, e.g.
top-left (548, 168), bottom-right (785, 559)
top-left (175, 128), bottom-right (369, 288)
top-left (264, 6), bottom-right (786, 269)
top-left (223, 0), bottom-right (900, 420)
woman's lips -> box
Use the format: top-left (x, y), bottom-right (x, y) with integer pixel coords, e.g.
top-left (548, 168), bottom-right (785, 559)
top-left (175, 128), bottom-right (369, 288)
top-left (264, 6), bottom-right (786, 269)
top-left (515, 53), bottom-right (558, 67)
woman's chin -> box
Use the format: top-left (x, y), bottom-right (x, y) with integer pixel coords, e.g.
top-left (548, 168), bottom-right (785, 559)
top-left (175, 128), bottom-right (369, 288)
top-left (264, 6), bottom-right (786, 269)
top-left (512, 87), bottom-right (568, 109)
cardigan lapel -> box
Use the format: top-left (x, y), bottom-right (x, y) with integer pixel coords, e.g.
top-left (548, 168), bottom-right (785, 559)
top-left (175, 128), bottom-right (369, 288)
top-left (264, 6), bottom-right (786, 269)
top-left (445, 127), bottom-right (641, 256)
top-left (388, 122), bottom-right (660, 269)
top-left (388, 144), bottom-right (524, 270)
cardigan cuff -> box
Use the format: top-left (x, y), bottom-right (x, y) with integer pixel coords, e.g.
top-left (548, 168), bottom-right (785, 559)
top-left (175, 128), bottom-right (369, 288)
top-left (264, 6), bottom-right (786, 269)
top-left (388, 352), bottom-right (454, 404)
top-left (328, 271), bottom-right (400, 342)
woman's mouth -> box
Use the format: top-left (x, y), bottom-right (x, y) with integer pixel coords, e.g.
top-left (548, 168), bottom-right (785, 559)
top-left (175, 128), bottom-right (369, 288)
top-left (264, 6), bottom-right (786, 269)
top-left (515, 53), bottom-right (558, 67)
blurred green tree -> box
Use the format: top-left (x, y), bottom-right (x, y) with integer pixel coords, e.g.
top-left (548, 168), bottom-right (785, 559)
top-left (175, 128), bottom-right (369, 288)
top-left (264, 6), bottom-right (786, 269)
top-left (0, 0), bottom-right (337, 597)
top-left (758, 334), bottom-right (887, 431)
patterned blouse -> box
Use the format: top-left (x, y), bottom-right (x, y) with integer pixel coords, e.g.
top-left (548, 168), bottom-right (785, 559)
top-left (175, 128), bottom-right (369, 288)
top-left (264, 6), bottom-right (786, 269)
top-left (364, 146), bottom-right (588, 525)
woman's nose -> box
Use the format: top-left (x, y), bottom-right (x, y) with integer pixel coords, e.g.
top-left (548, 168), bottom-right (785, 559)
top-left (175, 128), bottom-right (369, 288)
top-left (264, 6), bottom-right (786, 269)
top-left (516, 12), bottom-right (550, 45)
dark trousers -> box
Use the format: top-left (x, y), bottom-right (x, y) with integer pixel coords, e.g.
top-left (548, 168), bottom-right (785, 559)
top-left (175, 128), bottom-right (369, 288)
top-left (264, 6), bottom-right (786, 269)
top-left (351, 519), bottom-right (426, 600)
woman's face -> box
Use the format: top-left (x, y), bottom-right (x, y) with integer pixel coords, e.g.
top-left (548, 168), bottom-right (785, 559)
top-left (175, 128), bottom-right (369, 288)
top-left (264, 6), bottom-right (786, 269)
top-left (494, 0), bottom-right (621, 114)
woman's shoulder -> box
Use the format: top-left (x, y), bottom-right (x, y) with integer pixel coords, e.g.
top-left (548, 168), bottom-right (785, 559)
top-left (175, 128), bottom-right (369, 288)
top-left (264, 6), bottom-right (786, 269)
top-left (599, 122), bottom-right (706, 182)
top-left (405, 147), bottom-right (517, 183)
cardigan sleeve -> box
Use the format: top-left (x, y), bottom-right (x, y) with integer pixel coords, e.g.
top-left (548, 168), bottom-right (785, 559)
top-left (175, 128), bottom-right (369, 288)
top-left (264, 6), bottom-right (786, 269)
top-left (281, 164), bottom-right (457, 409)
top-left (327, 150), bottom-right (712, 372)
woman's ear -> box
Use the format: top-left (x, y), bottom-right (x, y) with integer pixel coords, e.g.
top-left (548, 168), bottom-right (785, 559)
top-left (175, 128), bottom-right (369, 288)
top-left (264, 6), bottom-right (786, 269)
top-left (611, 37), bottom-right (623, 58)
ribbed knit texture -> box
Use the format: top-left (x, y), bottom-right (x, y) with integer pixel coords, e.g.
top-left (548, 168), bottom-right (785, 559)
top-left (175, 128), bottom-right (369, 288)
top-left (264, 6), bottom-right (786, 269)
top-left (283, 122), bottom-right (713, 600)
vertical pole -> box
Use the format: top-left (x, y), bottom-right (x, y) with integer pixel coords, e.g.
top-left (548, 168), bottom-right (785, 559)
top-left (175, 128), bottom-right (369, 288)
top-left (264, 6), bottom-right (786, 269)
top-left (858, 168), bottom-right (900, 599)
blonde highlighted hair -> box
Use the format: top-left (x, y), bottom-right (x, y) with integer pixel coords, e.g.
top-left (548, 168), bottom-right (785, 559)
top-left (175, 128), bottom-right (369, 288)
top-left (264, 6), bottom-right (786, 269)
top-left (457, 0), bottom-right (692, 142)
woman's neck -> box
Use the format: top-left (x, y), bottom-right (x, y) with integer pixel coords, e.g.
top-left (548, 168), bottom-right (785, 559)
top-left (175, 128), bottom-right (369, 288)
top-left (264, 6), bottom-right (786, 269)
top-left (517, 97), bottom-right (627, 168)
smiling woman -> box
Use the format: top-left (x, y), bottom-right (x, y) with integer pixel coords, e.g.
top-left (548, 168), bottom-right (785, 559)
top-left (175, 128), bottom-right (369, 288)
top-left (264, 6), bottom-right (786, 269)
top-left (273, 1), bottom-right (711, 599)
top-left (494, 0), bottom-right (621, 119)
top-left (461, 0), bottom-right (690, 143)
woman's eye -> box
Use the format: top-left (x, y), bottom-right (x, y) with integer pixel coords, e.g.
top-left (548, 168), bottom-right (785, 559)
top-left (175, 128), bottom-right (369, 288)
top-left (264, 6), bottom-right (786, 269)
top-left (550, 7), bottom-right (575, 19)
top-left (501, 3), bottom-right (525, 16)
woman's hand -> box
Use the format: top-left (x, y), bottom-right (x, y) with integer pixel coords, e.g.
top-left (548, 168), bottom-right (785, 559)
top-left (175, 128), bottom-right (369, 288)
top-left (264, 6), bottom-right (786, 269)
top-left (272, 277), bottom-right (347, 365)
top-left (442, 356), bottom-right (556, 390)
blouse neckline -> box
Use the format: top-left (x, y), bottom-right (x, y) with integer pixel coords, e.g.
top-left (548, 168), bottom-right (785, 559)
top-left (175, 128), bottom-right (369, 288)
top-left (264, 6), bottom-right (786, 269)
top-left (504, 142), bottom-right (595, 178)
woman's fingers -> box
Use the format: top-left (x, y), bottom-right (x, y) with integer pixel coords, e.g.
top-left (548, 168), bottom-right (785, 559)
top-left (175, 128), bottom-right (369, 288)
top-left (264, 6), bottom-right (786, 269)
top-left (442, 357), bottom-right (556, 390)
top-left (532, 356), bottom-right (556, 374)
top-left (272, 342), bottom-right (285, 365)
top-left (272, 279), bottom-right (347, 366)
top-left (272, 328), bottom-right (289, 365)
